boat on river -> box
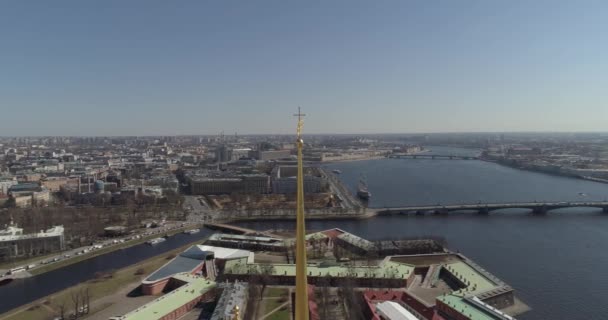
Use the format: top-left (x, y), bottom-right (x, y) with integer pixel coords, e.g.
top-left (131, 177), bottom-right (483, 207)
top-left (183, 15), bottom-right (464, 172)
top-left (146, 237), bottom-right (166, 245)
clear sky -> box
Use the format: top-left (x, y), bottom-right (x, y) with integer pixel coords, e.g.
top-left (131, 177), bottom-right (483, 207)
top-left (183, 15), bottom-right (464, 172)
top-left (1, 1), bottom-right (607, 136)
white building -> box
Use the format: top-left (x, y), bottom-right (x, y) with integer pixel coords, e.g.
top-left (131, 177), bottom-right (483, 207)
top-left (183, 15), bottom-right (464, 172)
top-left (376, 301), bottom-right (418, 320)
top-left (0, 222), bottom-right (65, 259)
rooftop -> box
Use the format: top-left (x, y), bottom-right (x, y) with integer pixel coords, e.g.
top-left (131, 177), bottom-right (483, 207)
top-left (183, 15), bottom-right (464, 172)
top-left (196, 245), bottom-right (251, 260)
top-left (9, 183), bottom-right (41, 192)
top-left (336, 231), bottom-right (375, 250)
top-left (121, 274), bottom-right (216, 320)
top-left (0, 225), bottom-right (64, 242)
top-left (444, 261), bottom-right (497, 296)
top-left (143, 246), bottom-right (212, 283)
top-left (210, 281), bottom-right (248, 320)
top-left (224, 257), bottom-right (414, 279)
top-left (376, 301), bottom-right (418, 320)
top-left (438, 294), bottom-right (514, 320)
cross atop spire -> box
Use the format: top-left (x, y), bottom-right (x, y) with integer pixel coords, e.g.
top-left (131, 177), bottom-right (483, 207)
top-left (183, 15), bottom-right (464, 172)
top-left (293, 107), bottom-right (306, 139)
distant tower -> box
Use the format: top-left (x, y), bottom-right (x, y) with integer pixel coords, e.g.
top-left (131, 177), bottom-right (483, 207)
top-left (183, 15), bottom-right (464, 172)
top-left (294, 107), bottom-right (309, 320)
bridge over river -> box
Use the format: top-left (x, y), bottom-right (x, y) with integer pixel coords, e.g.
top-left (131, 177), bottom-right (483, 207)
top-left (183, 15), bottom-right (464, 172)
top-left (373, 201), bottom-right (608, 215)
top-left (388, 154), bottom-right (479, 160)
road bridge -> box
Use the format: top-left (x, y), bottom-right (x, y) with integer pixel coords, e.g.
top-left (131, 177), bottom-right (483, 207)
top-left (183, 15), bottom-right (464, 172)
top-left (388, 154), bottom-right (479, 160)
top-left (373, 201), bottom-right (608, 215)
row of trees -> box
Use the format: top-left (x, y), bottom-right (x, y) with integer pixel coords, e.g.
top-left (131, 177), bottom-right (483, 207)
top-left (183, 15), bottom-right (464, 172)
top-left (54, 287), bottom-right (91, 320)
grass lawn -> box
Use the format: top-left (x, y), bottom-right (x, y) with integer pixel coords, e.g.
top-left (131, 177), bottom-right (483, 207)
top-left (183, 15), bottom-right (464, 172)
top-left (0, 236), bottom-right (208, 320)
top-left (264, 287), bottom-right (289, 298)
top-left (264, 298), bottom-right (284, 314)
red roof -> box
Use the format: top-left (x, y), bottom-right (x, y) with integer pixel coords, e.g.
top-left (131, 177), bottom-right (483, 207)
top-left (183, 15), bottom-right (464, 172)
top-left (431, 313), bottom-right (447, 320)
top-left (322, 228), bottom-right (344, 239)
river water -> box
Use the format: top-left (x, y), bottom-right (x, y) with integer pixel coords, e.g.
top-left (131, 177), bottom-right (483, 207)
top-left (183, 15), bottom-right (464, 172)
top-left (235, 147), bottom-right (608, 320)
top-left (2, 147), bottom-right (608, 319)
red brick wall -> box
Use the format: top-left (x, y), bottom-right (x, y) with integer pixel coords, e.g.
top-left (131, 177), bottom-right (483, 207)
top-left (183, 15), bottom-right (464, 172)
top-left (158, 290), bottom-right (215, 320)
top-left (435, 300), bottom-right (470, 320)
top-left (142, 278), bottom-right (170, 295)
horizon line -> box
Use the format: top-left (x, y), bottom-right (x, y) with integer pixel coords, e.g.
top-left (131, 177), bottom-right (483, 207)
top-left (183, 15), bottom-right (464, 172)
top-left (1, 130), bottom-right (608, 138)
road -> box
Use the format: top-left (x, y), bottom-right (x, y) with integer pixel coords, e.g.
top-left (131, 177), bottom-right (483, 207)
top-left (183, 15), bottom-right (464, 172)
top-left (183, 195), bottom-right (220, 223)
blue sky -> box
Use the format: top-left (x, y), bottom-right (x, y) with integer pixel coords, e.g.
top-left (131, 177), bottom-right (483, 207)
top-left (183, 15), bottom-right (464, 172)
top-left (1, 1), bottom-right (607, 136)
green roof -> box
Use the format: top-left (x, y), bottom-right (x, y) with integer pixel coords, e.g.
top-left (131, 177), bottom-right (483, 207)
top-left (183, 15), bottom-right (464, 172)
top-left (121, 274), bottom-right (216, 320)
top-left (438, 294), bottom-right (498, 320)
top-left (224, 257), bottom-right (414, 279)
top-left (444, 261), bottom-right (496, 296)
top-left (436, 261), bottom-right (513, 320)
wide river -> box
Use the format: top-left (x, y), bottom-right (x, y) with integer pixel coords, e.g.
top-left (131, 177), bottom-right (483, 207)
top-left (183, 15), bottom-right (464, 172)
top-left (2, 146), bottom-right (608, 319)
top-left (236, 147), bottom-right (608, 320)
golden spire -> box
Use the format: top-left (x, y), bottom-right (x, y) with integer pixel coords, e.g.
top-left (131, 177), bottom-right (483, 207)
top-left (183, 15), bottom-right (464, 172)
top-left (293, 107), bottom-right (309, 320)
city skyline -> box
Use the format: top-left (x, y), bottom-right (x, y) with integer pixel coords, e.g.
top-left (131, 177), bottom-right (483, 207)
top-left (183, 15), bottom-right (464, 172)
top-left (2, 1), bottom-right (608, 135)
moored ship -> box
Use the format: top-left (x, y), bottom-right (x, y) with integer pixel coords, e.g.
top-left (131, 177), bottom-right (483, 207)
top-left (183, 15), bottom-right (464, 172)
top-left (183, 228), bottom-right (200, 235)
top-left (357, 176), bottom-right (371, 200)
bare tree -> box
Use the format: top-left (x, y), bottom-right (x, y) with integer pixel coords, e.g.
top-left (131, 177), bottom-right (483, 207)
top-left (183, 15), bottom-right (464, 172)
top-left (82, 287), bottom-right (91, 314)
top-left (338, 278), bottom-right (365, 320)
top-left (70, 290), bottom-right (80, 318)
top-left (317, 276), bottom-right (332, 320)
top-left (245, 282), bottom-right (261, 320)
top-left (58, 299), bottom-right (67, 320)
top-left (258, 264), bottom-right (275, 298)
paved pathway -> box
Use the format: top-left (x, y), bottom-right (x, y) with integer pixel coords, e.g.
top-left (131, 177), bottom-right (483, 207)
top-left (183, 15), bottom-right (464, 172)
top-left (260, 301), bottom-right (290, 320)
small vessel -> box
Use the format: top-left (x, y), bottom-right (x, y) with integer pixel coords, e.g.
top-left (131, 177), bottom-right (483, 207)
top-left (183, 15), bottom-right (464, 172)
top-left (578, 192), bottom-right (587, 196)
top-left (146, 237), bottom-right (166, 245)
top-left (357, 175), bottom-right (371, 200)
top-left (183, 228), bottom-right (200, 235)
top-left (332, 169), bottom-right (342, 174)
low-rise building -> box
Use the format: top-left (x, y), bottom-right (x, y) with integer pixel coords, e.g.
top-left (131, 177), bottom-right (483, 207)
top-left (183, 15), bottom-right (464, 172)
top-left (188, 174), bottom-right (270, 195)
top-left (41, 176), bottom-right (75, 192)
top-left (9, 183), bottom-right (50, 207)
top-left (250, 149), bottom-right (292, 161)
top-left (0, 222), bottom-right (65, 260)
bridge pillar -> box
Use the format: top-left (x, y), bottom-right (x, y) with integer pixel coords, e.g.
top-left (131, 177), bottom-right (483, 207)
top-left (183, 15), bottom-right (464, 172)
top-left (532, 206), bottom-right (547, 214)
top-left (603, 207), bottom-right (608, 214)
top-left (434, 209), bottom-right (449, 215)
top-left (478, 208), bottom-right (489, 215)
top-left (415, 210), bottom-right (424, 216)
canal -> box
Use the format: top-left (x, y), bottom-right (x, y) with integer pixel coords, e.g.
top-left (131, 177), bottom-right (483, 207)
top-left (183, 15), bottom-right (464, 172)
top-left (0, 230), bottom-right (213, 314)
